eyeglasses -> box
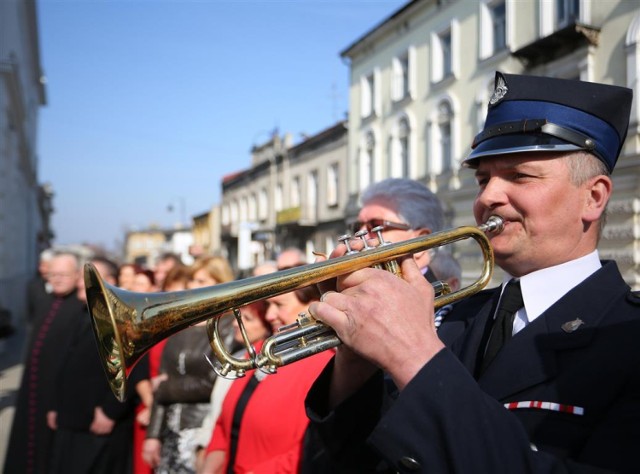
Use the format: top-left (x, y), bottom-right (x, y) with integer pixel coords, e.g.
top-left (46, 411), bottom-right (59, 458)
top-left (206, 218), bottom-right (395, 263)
top-left (350, 219), bottom-right (411, 234)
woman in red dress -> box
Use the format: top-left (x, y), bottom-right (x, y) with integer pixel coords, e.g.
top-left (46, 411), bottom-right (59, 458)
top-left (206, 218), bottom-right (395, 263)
top-left (202, 284), bottom-right (333, 473)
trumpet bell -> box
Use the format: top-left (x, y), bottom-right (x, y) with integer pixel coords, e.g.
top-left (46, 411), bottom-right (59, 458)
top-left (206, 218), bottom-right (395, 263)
top-left (84, 264), bottom-right (130, 401)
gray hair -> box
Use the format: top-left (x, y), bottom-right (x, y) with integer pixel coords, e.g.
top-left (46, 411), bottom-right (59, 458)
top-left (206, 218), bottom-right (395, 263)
top-left (51, 250), bottom-right (81, 270)
top-left (40, 248), bottom-right (55, 262)
top-left (361, 178), bottom-right (444, 233)
top-left (565, 151), bottom-right (610, 238)
top-left (565, 151), bottom-right (610, 185)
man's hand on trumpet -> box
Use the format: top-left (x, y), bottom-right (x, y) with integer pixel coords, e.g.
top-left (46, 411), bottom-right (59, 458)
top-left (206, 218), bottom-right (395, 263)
top-left (309, 248), bottom-right (445, 405)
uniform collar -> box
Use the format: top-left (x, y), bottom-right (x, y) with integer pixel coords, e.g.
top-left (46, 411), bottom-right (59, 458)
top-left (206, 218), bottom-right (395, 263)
top-left (506, 250), bottom-right (601, 330)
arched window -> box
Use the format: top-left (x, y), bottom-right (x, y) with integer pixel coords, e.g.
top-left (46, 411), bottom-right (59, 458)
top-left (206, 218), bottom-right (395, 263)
top-left (248, 193), bottom-right (257, 221)
top-left (222, 204), bottom-right (230, 226)
top-left (275, 184), bottom-right (283, 212)
top-left (230, 200), bottom-right (239, 224)
top-left (391, 117), bottom-right (411, 178)
top-left (360, 131), bottom-right (375, 190)
top-left (240, 196), bottom-right (248, 222)
top-left (307, 170), bottom-right (318, 221)
top-left (327, 163), bottom-right (339, 206)
top-left (258, 188), bottom-right (268, 221)
top-left (438, 101), bottom-right (453, 171)
top-left (291, 177), bottom-right (301, 208)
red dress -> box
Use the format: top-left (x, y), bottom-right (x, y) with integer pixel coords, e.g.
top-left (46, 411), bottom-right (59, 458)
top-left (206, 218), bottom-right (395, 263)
top-left (207, 347), bottom-right (333, 473)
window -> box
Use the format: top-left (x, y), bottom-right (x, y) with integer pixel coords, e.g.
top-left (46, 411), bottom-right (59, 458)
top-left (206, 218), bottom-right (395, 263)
top-left (361, 73), bottom-right (376, 117)
top-left (324, 235), bottom-right (335, 257)
top-left (307, 171), bottom-right (318, 221)
top-left (275, 184), bottom-right (283, 212)
top-left (431, 23), bottom-right (457, 82)
top-left (474, 79), bottom-right (495, 135)
top-left (327, 163), bottom-right (339, 207)
top-left (240, 196), bottom-right (248, 222)
top-left (480, 0), bottom-right (507, 59)
top-left (222, 204), bottom-right (229, 225)
top-left (392, 51), bottom-right (411, 101)
top-left (291, 176), bottom-right (300, 208)
top-left (391, 117), bottom-right (411, 178)
top-left (441, 31), bottom-right (452, 77)
top-left (557, 0), bottom-right (579, 27)
top-left (491, 1), bottom-right (507, 52)
top-left (258, 188), bottom-right (268, 220)
top-left (360, 132), bottom-right (375, 191)
top-left (230, 200), bottom-right (239, 224)
top-left (438, 102), bottom-right (454, 171)
top-left (541, 0), bottom-right (582, 36)
top-left (248, 193), bottom-right (257, 221)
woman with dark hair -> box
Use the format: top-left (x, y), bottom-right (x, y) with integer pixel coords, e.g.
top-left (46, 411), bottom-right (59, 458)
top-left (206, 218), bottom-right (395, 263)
top-left (132, 268), bottom-right (157, 293)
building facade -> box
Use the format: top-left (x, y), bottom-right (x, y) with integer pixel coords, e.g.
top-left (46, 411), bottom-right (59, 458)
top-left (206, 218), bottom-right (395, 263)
top-left (191, 205), bottom-right (222, 258)
top-left (124, 226), bottom-right (194, 269)
top-left (341, 0), bottom-right (640, 288)
top-left (0, 0), bottom-right (51, 324)
top-left (220, 122), bottom-right (348, 274)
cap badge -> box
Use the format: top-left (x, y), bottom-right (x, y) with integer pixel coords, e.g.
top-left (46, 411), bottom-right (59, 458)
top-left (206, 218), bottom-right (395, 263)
top-left (561, 318), bottom-right (584, 333)
top-left (489, 74), bottom-right (508, 107)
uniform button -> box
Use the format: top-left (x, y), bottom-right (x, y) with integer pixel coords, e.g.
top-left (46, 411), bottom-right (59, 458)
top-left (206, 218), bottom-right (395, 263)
top-left (399, 456), bottom-right (421, 470)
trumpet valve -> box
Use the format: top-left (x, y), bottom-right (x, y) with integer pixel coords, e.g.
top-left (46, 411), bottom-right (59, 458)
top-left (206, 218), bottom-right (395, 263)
top-left (205, 353), bottom-right (246, 380)
top-left (432, 280), bottom-right (452, 297)
top-left (337, 234), bottom-right (358, 255)
top-left (353, 229), bottom-right (372, 247)
top-left (354, 230), bottom-right (385, 270)
top-left (371, 225), bottom-right (402, 275)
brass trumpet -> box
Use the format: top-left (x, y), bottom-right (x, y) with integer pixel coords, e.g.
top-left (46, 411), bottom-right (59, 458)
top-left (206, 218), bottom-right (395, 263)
top-left (85, 216), bottom-right (503, 401)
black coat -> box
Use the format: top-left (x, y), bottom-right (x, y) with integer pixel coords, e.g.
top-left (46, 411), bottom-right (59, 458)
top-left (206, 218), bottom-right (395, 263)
top-left (305, 261), bottom-right (640, 473)
top-left (47, 307), bottom-right (141, 474)
top-left (26, 274), bottom-right (52, 327)
top-left (4, 292), bottom-right (85, 474)
top-left (52, 308), bottom-right (137, 429)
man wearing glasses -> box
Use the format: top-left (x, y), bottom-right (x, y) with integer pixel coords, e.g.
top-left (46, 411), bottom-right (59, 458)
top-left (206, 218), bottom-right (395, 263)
top-left (351, 178), bottom-right (444, 283)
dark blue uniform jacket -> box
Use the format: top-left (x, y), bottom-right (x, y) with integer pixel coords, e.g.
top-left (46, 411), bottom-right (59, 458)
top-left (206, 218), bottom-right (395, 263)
top-left (305, 260), bottom-right (640, 473)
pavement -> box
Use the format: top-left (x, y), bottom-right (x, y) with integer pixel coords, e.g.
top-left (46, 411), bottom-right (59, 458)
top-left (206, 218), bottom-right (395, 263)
top-left (0, 324), bottom-right (27, 470)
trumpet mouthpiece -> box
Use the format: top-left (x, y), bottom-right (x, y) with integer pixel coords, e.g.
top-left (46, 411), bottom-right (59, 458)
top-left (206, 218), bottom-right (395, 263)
top-left (481, 216), bottom-right (505, 234)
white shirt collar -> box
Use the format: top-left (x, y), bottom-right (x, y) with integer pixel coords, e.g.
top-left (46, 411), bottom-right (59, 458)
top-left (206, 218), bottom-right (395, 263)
top-left (505, 250), bottom-right (601, 334)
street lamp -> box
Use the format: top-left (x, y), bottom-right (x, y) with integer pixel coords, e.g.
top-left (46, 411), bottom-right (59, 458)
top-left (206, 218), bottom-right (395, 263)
top-left (166, 196), bottom-right (187, 228)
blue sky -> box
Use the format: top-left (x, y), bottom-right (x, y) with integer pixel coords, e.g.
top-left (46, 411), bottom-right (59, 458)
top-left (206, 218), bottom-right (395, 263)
top-left (37, 0), bottom-right (408, 251)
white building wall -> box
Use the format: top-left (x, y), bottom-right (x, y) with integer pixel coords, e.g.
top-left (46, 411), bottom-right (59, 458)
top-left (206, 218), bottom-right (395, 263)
top-left (342, 0), bottom-right (640, 288)
top-left (0, 0), bottom-right (47, 325)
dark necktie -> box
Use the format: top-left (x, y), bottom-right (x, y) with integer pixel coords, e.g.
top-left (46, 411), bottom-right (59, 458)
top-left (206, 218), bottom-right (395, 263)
top-left (480, 279), bottom-right (523, 374)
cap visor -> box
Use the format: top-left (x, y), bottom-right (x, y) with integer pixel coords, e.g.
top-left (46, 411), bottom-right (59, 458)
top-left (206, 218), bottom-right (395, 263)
top-left (464, 134), bottom-right (581, 166)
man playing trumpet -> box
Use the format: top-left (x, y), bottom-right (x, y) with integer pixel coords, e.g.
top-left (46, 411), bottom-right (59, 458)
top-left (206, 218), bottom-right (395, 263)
top-left (305, 72), bottom-right (639, 473)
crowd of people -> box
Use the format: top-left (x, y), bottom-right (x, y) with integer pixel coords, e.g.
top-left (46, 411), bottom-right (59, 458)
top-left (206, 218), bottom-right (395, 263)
top-left (5, 175), bottom-right (463, 474)
top-left (5, 71), bottom-right (638, 474)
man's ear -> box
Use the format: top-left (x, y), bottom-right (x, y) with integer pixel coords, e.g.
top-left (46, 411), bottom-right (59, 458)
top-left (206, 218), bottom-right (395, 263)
top-left (583, 175), bottom-right (612, 223)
